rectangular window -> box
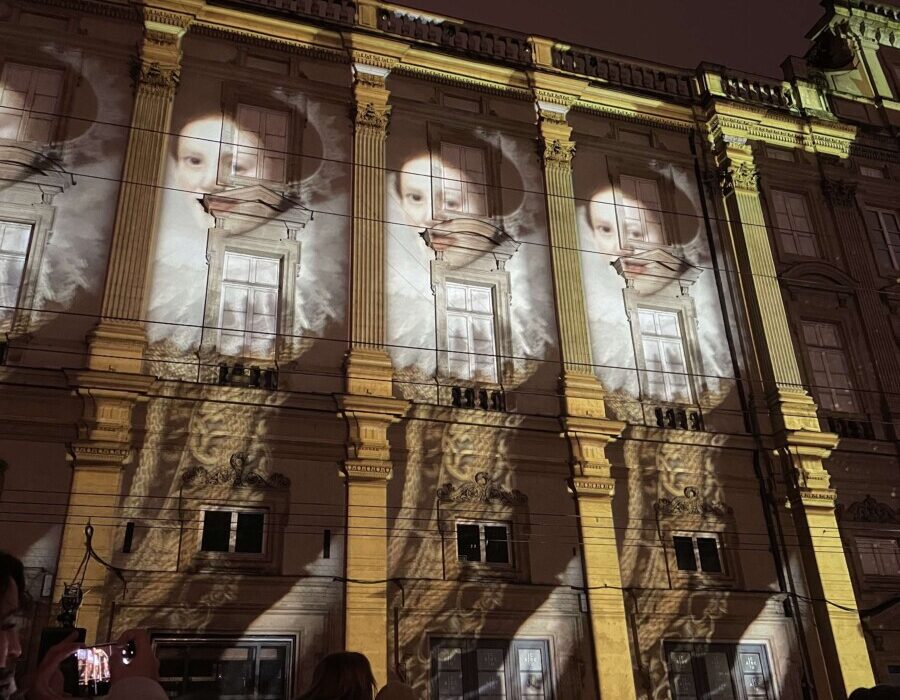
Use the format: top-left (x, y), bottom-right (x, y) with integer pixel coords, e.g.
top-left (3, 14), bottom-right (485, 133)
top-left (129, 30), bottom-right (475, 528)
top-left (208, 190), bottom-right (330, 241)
top-left (201, 509), bottom-right (266, 554)
top-left (638, 308), bottom-right (692, 403)
top-left (0, 220), bottom-right (32, 331)
top-left (865, 208), bottom-right (900, 269)
top-left (232, 104), bottom-right (289, 184)
top-left (859, 165), bottom-right (885, 179)
top-left (673, 534), bottom-right (723, 574)
top-left (0, 63), bottom-right (63, 143)
top-left (771, 190), bottom-right (818, 257)
top-left (432, 638), bottom-right (551, 700)
top-left (857, 537), bottom-right (900, 577)
top-left (666, 642), bottom-right (774, 700)
top-left (446, 282), bottom-right (498, 383)
top-left (218, 251), bottom-right (280, 360)
top-left (439, 142), bottom-right (487, 216)
top-left (801, 321), bottom-right (858, 413)
top-left (617, 174), bottom-right (666, 245)
top-left (456, 522), bottom-right (510, 565)
top-left (155, 637), bottom-right (292, 700)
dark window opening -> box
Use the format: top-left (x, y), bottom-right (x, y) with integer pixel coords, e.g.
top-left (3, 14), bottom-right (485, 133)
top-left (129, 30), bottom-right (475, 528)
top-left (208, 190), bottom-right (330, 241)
top-left (673, 536), bottom-right (697, 571)
top-left (457, 524), bottom-right (481, 562)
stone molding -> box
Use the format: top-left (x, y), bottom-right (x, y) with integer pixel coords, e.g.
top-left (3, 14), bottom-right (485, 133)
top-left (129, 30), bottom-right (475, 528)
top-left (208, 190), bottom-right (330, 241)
top-left (821, 177), bottom-right (858, 207)
top-left (542, 138), bottom-right (576, 166)
top-left (655, 487), bottom-right (732, 519)
top-left (437, 472), bottom-right (527, 506)
top-left (718, 160), bottom-right (759, 195)
top-left (837, 494), bottom-right (898, 523)
top-left (181, 452), bottom-right (290, 490)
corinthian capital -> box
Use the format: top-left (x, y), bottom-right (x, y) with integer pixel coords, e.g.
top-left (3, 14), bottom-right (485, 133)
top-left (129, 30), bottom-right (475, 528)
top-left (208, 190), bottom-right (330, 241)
top-left (821, 178), bottom-right (858, 207)
top-left (355, 102), bottom-right (390, 131)
top-left (543, 138), bottom-right (576, 167)
top-left (718, 160), bottom-right (759, 195)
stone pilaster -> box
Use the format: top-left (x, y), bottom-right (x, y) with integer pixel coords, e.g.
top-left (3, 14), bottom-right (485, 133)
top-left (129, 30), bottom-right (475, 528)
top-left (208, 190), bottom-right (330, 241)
top-left (821, 177), bottom-right (900, 434)
top-left (714, 141), bottom-right (875, 695)
top-left (87, 9), bottom-right (189, 374)
top-left (533, 86), bottom-right (638, 700)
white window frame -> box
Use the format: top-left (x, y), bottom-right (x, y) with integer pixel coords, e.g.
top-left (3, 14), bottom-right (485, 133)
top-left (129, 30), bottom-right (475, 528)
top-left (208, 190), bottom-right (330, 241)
top-left (865, 207), bottom-right (900, 269)
top-left (436, 142), bottom-right (488, 218)
top-left (0, 219), bottom-right (32, 333)
top-left (636, 307), bottom-right (694, 404)
top-left (616, 174), bottom-right (667, 246)
top-left (455, 520), bottom-right (512, 567)
top-left (672, 532), bottom-right (725, 575)
top-left (229, 103), bottom-right (290, 185)
top-left (217, 250), bottom-right (282, 361)
top-left (444, 281), bottom-right (498, 384)
top-left (800, 320), bottom-right (859, 414)
top-left (0, 61), bottom-right (64, 144)
top-left (856, 536), bottom-right (900, 578)
top-left (200, 507), bottom-right (268, 557)
top-left (770, 189), bottom-right (819, 258)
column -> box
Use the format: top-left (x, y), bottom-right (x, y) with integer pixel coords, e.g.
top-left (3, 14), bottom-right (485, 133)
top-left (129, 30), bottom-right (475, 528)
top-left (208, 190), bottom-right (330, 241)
top-left (339, 52), bottom-right (407, 687)
top-left (533, 85), bottom-right (638, 700)
top-left (87, 8), bottom-right (189, 374)
top-left (822, 178), bottom-right (900, 434)
top-left (715, 142), bottom-right (875, 696)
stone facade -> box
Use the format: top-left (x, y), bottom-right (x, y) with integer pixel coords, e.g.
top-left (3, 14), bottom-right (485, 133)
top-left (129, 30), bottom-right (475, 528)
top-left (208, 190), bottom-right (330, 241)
top-left (0, 0), bottom-right (898, 698)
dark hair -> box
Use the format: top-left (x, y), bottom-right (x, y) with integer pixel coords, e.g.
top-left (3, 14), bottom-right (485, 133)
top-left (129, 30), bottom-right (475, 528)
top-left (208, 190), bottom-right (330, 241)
top-left (297, 652), bottom-right (376, 700)
top-left (0, 551), bottom-right (26, 611)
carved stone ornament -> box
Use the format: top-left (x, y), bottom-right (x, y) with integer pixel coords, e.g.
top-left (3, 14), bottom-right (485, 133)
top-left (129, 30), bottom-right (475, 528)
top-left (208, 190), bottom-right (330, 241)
top-left (655, 487), bottom-right (732, 518)
top-left (837, 495), bottom-right (898, 524)
top-left (181, 452), bottom-right (290, 490)
top-left (821, 178), bottom-right (858, 207)
top-left (437, 472), bottom-right (527, 506)
top-left (543, 139), bottom-right (576, 166)
top-left (133, 60), bottom-right (180, 94)
top-left (719, 161), bottom-right (759, 195)
top-left (355, 102), bottom-right (390, 131)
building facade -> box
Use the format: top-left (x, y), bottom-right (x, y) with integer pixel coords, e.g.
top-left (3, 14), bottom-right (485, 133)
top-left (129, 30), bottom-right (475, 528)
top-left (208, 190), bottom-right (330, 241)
top-left (0, 0), bottom-right (899, 698)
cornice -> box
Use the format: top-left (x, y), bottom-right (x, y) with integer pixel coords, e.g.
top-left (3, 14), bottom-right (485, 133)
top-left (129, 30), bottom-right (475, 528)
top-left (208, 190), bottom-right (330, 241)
top-left (190, 21), bottom-right (347, 62)
top-left (573, 100), bottom-right (693, 133)
top-left (392, 62), bottom-right (531, 101)
top-left (21, 0), bottom-right (137, 20)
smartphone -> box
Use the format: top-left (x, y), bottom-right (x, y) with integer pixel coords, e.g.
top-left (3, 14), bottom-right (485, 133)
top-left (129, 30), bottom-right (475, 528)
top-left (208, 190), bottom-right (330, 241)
top-left (72, 641), bottom-right (136, 697)
top-left (38, 627), bottom-right (85, 696)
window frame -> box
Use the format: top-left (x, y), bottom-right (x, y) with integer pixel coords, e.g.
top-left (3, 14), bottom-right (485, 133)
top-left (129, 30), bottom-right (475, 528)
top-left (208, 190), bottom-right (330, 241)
top-left (797, 319), bottom-right (860, 415)
top-left (663, 641), bottom-right (776, 700)
top-left (768, 188), bottom-right (821, 259)
top-left (0, 59), bottom-right (67, 146)
top-left (605, 159), bottom-right (682, 253)
top-left (672, 532), bottom-right (725, 575)
top-left (455, 520), bottom-right (512, 568)
top-left (216, 250), bottom-right (282, 361)
top-left (199, 506), bottom-right (268, 557)
top-left (615, 173), bottom-right (668, 248)
top-left (634, 306), bottom-right (695, 405)
top-left (864, 206), bottom-right (900, 270)
top-left (855, 535), bottom-right (900, 579)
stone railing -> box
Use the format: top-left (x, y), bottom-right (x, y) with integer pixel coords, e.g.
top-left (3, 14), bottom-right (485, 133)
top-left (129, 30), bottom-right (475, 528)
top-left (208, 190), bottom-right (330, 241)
top-left (716, 69), bottom-right (796, 110)
top-left (552, 46), bottom-right (695, 100)
top-left (217, 0), bottom-right (356, 25)
top-left (377, 10), bottom-right (533, 65)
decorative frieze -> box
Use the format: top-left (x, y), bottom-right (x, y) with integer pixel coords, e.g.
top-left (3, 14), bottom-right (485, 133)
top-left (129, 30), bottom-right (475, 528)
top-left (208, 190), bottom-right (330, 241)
top-left (655, 487), bottom-right (732, 519)
top-left (837, 495), bottom-right (898, 523)
top-left (718, 160), bottom-right (759, 195)
top-left (437, 472), bottom-right (527, 506)
top-left (181, 452), bottom-right (290, 490)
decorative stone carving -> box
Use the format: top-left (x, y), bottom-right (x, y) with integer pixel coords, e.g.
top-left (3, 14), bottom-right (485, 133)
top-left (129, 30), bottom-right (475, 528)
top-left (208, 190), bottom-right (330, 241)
top-left (821, 178), bottom-right (858, 207)
top-left (655, 487), bottom-right (731, 518)
top-left (181, 452), bottom-right (290, 490)
top-left (437, 472), bottom-right (527, 506)
top-left (133, 61), bottom-right (180, 94)
top-left (355, 102), bottom-right (390, 131)
top-left (719, 161), bottom-right (759, 195)
top-left (837, 495), bottom-right (898, 523)
top-left (542, 138), bottom-right (576, 166)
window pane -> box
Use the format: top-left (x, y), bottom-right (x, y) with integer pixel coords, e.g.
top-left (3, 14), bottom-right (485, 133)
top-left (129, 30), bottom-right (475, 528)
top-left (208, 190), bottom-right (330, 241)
top-left (235, 512), bottom-right (265, 553)
top-left (703, 652), bottom-right (736, 700)
top-left (0, 222), bottom-right (31, 254)
top-left (697, 537), bottom-right (722, 573)
top-left (469, 287), bottom-right (492, 314)
top-left (673, 536), bottom-right (697, 571)
top-left (446, 284), bottom-right (467, 310)
top-left (456, 524), bottom-right (481, 562)
top-left (201, 511), bottom-right (232, 552)
top-left (484, 525), bottom-right (509, 564)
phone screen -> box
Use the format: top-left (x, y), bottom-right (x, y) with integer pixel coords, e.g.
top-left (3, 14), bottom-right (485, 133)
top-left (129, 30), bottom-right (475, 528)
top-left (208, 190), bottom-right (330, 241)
top-left (74, 646), bottom-right (112, 695)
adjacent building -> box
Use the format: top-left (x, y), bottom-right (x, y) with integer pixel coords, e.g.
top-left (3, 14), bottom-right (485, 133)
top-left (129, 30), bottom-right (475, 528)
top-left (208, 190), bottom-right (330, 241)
top-left (1, 0), bottom-right (898, 697)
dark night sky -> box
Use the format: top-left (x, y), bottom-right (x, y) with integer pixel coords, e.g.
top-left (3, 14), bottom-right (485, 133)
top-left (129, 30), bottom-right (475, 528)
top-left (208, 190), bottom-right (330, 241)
top-left (400, 0), bottom-right (838, 77)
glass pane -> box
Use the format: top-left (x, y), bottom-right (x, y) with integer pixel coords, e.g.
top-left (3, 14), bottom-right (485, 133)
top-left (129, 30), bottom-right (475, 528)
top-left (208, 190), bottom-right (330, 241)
top-left (469, 287), bottom-right (492, 314)
top-left (703, 652), bottom-right (735, 699)
top-left (484, 526), bottom-right (509, 564)
top-left (673, 536), bottom-right (697, 571)
top-left (739, 653), bottom-right (762, 674)
top-left (201, 511), bottom-right (232, 552)
top-left (517, 648), bottom-right (543, 672)
top-left (235, 512), bottom-right (265, 553)
top-left (697, 537), bottom-right (722, 573)
top-left (457, 524), bottom-right (481, 562)
top-left (437, 647), bottom-right (463, 671)
top-left (477, 648), bottom-right (505, 670)
top-left (0, 223), bottom-right (31, 254)
top-left (258, 646), bottom-right (285, 697)
top-left (668, 651), bottom-right (693, 672)
top-left (253, 259), bottom-right (280, 286)
top-left (224, 254), bottom-right (251, 283)
top-left (446, 284), bottom-right (467, 310)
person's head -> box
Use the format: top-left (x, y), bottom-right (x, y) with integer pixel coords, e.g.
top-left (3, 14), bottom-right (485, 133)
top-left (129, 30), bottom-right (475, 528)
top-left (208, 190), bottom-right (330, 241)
top-left (395, 155), bottom-right (475, 230)
top-left (374, 681), bottom-right (417, 700)
top-left (0, 551), bottom-right (26, 698)
top-left (173, 115), bottom-right (262, 195)
top-left (299, 652), bottom-right (376, 700)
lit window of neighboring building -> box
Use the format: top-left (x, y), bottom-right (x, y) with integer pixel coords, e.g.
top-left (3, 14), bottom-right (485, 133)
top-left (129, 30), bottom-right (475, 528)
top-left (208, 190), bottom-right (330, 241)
top-left (200, 508), bottom-right (266, 554)
top-left (857, 537), bottom-right (900, 577)
top-left (456, 521), bottom-right (510, 565)
top-left (439, 142), bottom-right (487, 217)
top-left (801, 320), bottom-right (858, 413)
top-left (218, 251), bottom-right (280, 359)
top-left (617, 174), bottom-right (666, 245)
top-left (865, 207), bottom-right (900, 269)
top-left (0, 220), bottom-right (32, 331)
top-left (446, 281), bottom-right (497, 383)
top-left (672, 534), bottom-right (724, 574)
top-left (0, 63), bottom-right (63, 143)
top-left (232, 103), bottom-right (289, 184)
top-left (770, 189), bottom-right (819, 257)
top-left (638, 308), bottom-right (692, 403)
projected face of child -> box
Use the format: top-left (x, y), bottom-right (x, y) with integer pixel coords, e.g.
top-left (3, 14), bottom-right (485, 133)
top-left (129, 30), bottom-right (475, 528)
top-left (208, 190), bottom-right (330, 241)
top-left (587, 191), bottom-right (620, 253)
top-left (396, 155), bottom-right (470, 229)
top-left (173, 116), bottom-right (262, 195)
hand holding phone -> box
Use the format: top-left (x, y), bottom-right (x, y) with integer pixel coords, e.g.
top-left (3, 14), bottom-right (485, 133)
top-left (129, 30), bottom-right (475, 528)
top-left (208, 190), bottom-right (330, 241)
top-left (109, 630), bottom-right (158, 685)
top-left (32, 632), bottom-right (82, 700)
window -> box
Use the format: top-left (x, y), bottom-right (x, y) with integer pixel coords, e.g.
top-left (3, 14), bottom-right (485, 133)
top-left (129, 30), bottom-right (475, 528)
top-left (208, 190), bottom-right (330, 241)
top-left (218, 252), bottom-right (281, 359)
top-left (887, 663), bottom-right (900, 686)
top-left (155, 637), bottom-right (293, 700)
top-left (231, 104), bottom-right (289, 184)
top-left (200, 509), bottom-right (266, 554)
top-left (439, 142), bottom-right (487, 217)
top-left (770, 190), bottom-right (818, 257)
top-left (638, 308), bottom-right (692, 403)
top-left (865, 208), bottom-right (900, 269)
top-left (456, 522), bottom-right (510, 565)
top-left (857, 537), bottom-right (900, 577)
top-left (859, 165), bottom-right (885, 179)
top-left (666, 642), bottom-right (774, 700)
top-left (0, 220), bottom-right (31, 331)
top-left (432, 638), bottom-right (551, 700)
top-left (0, 63), bottom-right (62, 143)
top-left (673, 534), bottom-right (723, 574)
top-left (801, 320), bottom-right (858, 413)
top-left (446, 282), bottom-right (498, 383)
top-left (617, 174), bottom-right (666, 245)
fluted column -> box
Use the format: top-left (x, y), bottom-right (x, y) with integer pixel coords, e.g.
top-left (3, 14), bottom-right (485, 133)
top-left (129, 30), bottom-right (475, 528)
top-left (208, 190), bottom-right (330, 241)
top-left (822, 178), bottom-right (900, 435)
top-left (87, 10), bottom-right (189, 373)
top-left (715, 142), bottom-right (875, 696)
top-left (534, 87), bottom-right (638, 700)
